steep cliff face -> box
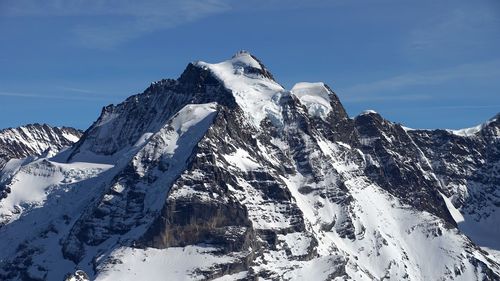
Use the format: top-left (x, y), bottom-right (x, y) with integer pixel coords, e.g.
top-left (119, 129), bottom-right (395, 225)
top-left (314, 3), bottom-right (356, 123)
top-left (408, 114), bottom-right (500, 257)
top-left (353, 111), bottom-right (457, 226)
top-left (0, 52), bottom-right (499, 281)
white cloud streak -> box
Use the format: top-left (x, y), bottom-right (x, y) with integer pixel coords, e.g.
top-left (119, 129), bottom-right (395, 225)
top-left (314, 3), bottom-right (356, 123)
top-left (57, 86), bottom-right (97, 94)
top-left (340, 60), bottom-right (500, 102)
top-left (1, 0), bottom-right (231, 49)
top-left (0, 0), bottom-right (347, 49)
top-left (342, 94), bottom-right (432, 103)
top-left (421, 105), bottom-right (500, 110)
top-left (0, 91), bottom-right (113, 101)
top-left (408, 6), bottom-right (500, 52)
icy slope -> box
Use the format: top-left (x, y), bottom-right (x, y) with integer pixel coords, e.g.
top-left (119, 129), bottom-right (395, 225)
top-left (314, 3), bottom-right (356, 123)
top-left (0, 160), bottom-right (112, 225)
top-left (195, 51), bottom-right (285, 127)
top-left (0, 158), bottom-right (114, 280)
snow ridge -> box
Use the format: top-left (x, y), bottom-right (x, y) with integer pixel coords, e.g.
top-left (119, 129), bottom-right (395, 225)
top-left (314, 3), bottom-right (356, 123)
top-left (449, 113), bottom-right (499, 136)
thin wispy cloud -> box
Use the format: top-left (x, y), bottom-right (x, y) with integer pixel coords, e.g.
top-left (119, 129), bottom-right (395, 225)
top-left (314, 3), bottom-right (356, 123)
top-left (408, 6), bottom-right (500, 53)
top-left (2, 0), bottom-right (231, 49)
top-left (340, 59), bottom-right (500, 101)
top-left (0, 0), bottom-right (341, 49)
top-left (57, 86), bottom-right (97, 94)
top-left (0, 91), bottom-right (113, 101)
top-left (386, 105), bottom-right (500, 112)
top-left (422, 105), bottom-right (500, 110)
top-left (342, 94), bottom-right (431, 103)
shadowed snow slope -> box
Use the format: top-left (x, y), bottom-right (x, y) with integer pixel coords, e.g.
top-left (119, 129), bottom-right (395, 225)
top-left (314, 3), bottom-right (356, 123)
top-left (1, 52), bottom-right (499, 281)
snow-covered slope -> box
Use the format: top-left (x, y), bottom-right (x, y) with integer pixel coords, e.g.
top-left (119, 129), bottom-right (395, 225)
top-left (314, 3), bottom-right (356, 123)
top-left (195, 51), bottom-right (285, 127)
top-left (291, 82), bottom-right (333, 119)
top-left (0, 52), bottom-right (499, 281)
top-left (449, 113), bottom-right (499, 137)
top-left (0, 124), bottom-right (82, 204)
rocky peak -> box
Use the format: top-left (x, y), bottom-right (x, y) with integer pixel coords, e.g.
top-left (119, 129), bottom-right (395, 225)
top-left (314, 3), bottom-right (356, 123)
top-left (230, 50), bottom-right (276, 81)
top-left (408, 113), bottom-right (500, 224)
top-left (448, 112), bottom-right (500, 137)
top-left (354, 111), bottom-right (457, 225)
top-left (67, 62), bottom-right (233, 163)
top-left (69, 52), bottom-right (358, 164)
top-left (354, 110), bottom-right (384, 133)
top-left (475, 112), bottom-right (499, 138)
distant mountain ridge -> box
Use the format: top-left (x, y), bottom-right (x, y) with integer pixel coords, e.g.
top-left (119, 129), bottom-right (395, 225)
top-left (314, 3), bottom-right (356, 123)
top-left (0, 52), bottom-right (499, 281)
top-left (0, 123), bottom-right (82, 168)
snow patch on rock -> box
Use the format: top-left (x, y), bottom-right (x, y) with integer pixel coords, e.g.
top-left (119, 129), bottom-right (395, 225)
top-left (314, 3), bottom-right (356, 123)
top-left (223, 148), bottom-right (260, 172)
top-left (291, 82), bottom-right (333, 119)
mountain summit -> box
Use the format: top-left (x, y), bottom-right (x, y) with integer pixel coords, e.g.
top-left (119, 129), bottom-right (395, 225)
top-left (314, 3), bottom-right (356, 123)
top-left (1, 53), bottom-right (499, 280)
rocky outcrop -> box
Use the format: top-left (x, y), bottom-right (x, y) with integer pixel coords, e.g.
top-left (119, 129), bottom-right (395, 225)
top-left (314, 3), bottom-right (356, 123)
top-left (354, 111), bottom-right (456, 226)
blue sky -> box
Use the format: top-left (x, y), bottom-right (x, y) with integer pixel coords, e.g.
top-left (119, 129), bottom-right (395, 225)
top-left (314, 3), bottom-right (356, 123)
top-left (1, 0), bottom-right (499, 130)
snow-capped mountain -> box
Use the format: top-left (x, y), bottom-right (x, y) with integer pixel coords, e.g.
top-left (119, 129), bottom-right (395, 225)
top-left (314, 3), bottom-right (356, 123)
top-left (0, 52), bottom-right (499, 281)
top-left (0, 124), bottom-right (82, 202)
top-left (0, 124), bottom-right (81, 169)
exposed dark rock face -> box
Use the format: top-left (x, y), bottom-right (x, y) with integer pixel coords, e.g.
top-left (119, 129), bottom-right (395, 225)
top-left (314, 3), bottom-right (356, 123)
top-left (354, 112), bottom-right (456, 226)
top-left (0, 53), bottom-right (499, 280)
top-left (408, 114), bottom-right (500, 222)
top-left (68, 64), bottom-right (235, 161)
top-left (141, 109), bottom-right (257, 252)
top-left (316, 85), bottom-right (359, 145)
